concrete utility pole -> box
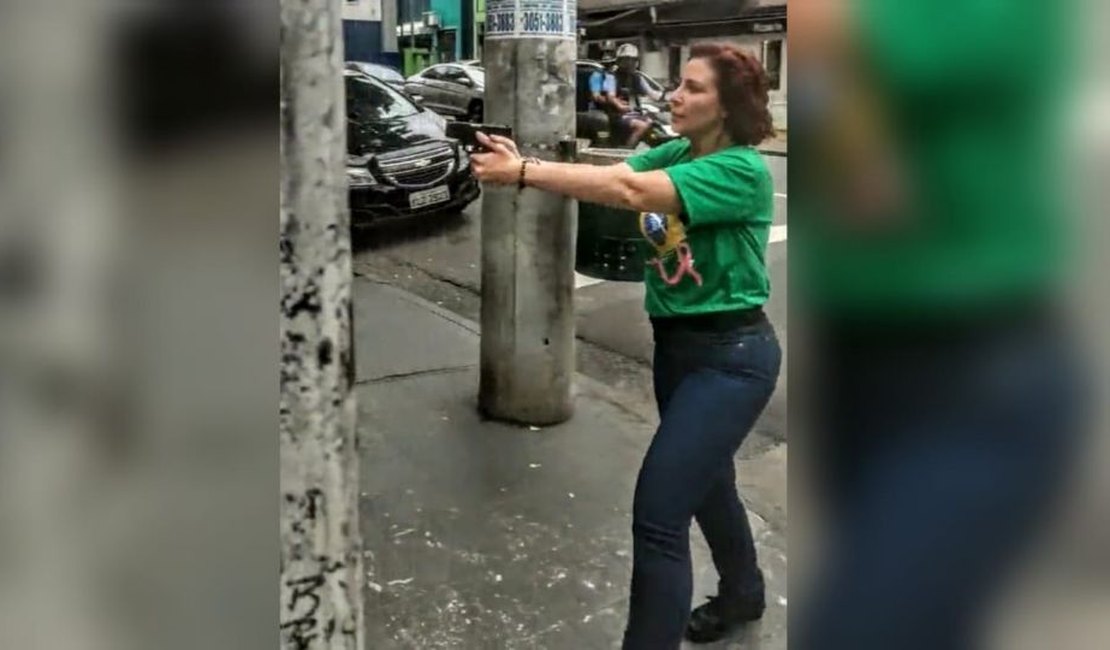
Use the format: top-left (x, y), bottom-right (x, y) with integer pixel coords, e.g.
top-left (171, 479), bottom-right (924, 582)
top-left (280, 0), bottom-right (362, 648)
top-left (479, 1), bottom-right (579, 425)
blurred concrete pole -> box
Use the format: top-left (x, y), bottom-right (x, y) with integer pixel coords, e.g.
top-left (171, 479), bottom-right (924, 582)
top-left (479, 1), bottom-right (578, 425)
top-left (280, 0), bottom-right (362, 648)
top-left (1, 5), bottom-right (124, 649)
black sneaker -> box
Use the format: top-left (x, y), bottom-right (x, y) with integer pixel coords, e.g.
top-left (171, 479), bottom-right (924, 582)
top-left (684, 594), bottom-right (765, 644)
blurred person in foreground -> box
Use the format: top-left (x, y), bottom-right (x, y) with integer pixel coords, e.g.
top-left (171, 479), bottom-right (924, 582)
top-left (792, 1), bottom-right (1089, 649)
top-left (474, 45), bottom-right (778, 647)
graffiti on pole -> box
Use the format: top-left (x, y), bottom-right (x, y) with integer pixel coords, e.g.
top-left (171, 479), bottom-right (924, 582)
top-left (486, 0), bottom-right (576, 40)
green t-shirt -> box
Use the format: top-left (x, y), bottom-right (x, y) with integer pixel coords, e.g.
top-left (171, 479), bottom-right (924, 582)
top-left (626, 139), bottom-right (774, 318)
top-left (795, 1), bottom-right (1070, 323)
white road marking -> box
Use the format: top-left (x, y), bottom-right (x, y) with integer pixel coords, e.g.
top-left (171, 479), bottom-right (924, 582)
top-left (774, 192), bottom-right (788, 199)
top-left (770, 225), bottom-right (788, 243)
top-left (575, 272), bottom-right (605, 289)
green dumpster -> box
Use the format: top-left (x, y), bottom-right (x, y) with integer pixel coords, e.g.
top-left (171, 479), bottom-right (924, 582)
top-left (575, 148), bottom-right (648, 282)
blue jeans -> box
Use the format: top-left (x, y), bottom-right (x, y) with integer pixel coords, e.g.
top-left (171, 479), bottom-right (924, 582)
top-left (622, 316), bottom-right (782, 649)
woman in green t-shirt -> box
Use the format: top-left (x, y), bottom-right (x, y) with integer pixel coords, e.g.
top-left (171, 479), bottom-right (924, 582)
top-left (473, 44), bottom-right (779, 648)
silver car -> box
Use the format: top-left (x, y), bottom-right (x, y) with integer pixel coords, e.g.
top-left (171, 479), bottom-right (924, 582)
top-left (405, 63), bottom-right (485, 122)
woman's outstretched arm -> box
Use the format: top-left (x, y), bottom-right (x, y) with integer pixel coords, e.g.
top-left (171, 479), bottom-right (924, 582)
top-left (471, 132), bottom-right (683, 215)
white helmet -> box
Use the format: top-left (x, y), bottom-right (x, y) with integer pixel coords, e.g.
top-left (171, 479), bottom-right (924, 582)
top-left (616, 43), bottom-right (639, 59)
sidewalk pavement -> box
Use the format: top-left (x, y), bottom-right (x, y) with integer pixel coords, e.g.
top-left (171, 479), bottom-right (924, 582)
top-left (354, 275), bottom-right (787, 649)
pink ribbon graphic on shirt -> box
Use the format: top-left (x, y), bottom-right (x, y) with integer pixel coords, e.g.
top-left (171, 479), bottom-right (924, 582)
top-left (649, 242), bottom-right (703, 287)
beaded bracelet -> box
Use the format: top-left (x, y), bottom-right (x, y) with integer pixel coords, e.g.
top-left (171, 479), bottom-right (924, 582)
top-left (518, 157), bottom-right (541, 189)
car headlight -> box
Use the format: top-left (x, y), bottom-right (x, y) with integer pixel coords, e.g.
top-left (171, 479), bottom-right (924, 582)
top-left (457, 146), bottom-right (470, 170)
top-left (346, 166), bottom-right (377, 187)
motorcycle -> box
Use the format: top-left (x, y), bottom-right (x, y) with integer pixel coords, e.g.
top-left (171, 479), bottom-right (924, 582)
top-left (636, 104), bottom-right (679, 148)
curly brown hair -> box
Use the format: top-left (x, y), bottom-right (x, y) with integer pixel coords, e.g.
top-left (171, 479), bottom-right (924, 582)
top-left (688, 43), bottom-right (774, 146)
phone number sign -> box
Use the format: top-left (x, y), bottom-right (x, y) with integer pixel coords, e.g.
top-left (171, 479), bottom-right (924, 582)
top-left (486, 0), bottom-right (576, 40)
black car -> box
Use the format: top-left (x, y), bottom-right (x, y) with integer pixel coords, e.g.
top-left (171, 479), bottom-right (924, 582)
top-left (345, 70), bottom-right (480, 223)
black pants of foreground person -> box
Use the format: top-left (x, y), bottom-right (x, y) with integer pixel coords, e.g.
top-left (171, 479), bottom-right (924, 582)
top-left (622, 314), bottom-right (781, 649)
top-left (797, 309), bottom-right (1086, 650)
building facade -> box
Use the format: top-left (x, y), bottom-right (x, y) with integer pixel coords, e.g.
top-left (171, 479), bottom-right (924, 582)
top-left (343, 0), bottom-right (402, 68)
top-left (579, 0), bottom-right (787, 130)
top-left (395, 0), bottom-right (485, 75)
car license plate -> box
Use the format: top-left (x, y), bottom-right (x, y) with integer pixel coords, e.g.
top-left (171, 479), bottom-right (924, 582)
top-left (409, 185), bottom-right (450, 209)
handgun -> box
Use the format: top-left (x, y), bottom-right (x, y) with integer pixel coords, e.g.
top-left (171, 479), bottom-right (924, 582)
top-left (446, 121), bottom-right (514, 153)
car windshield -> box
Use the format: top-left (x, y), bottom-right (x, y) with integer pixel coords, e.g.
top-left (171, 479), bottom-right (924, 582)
top-left (346, 75), bottom-right (419, 122)
top-left (367, 64), bottom-right (403, 82)
top-left (347, 62), bottom-right (403, 82)
top-left (467, 69), bottom-right (485, 86)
